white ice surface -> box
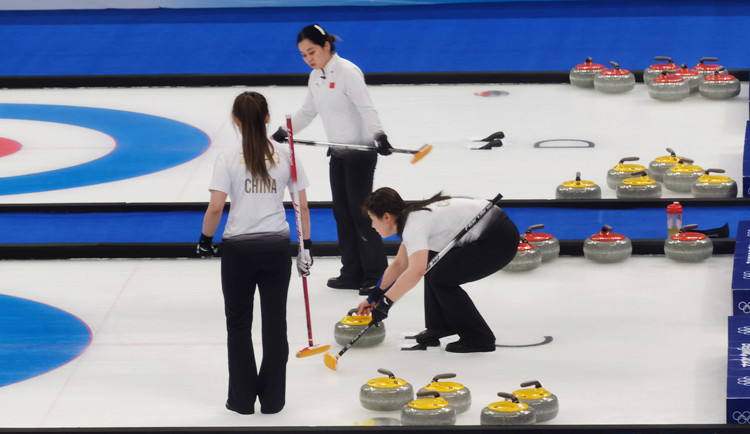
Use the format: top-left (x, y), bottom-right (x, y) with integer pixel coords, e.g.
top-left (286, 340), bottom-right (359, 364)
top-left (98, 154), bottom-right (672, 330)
top-left (0, 254), bottom-right (733, 427)
top-left (0, 82), bottom-right (746, 204)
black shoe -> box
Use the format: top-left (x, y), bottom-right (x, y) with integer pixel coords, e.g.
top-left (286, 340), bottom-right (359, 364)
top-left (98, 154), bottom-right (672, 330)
top-left (414, 328), bottom-right (456, 344)
top-left (327, 276), bottom-right (361, 290)
top-left (260, 405), bottom-right (284, 414)
top-left (226, 401), bottom-right (254, 415)
top-left (445, 339), bottom-right (496, 353)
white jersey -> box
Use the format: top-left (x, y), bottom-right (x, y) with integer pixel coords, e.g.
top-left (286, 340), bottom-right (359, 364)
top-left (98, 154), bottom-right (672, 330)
top-left (401, 198), bottom-right (503, 256)
top-left (290, 53), bottom-right (384, 157)
top-left (209, 141), bottom-right (309, 240)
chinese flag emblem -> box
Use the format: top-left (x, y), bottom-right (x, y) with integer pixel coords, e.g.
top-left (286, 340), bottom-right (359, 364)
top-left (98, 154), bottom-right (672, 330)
top-left (329, 82), bottom-right (335, 89)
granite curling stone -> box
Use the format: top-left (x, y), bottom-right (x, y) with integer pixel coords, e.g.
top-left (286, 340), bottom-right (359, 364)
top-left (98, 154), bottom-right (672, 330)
top-left (699, 68), bottom-right (741, 99)
top-left (583, 225), bottom-right (632, 263)
top-left (648, 72), bottom-right (689, 101)
top-left (643, 56), bottom-right (679, 86)
top-left (400, 390), bottom-right (456, 426)
top-left (421, 373), bottom-right (472, 414)
top-left (615, 170), bottom-right (662, 199)
top-left (512, 380), bottom-right (559, 422)
top-left (663, 158), bottom-right (703, 193)
top-left (334, 308), bottom-right (385, 347)
top-left (606, 156), bottom-right (646, 190)
top-left (524, 224), bottom-right (560, 262)
top-left (672, 63), bottom-right (701, 93)
top-left (593, 61), bottom-right (635, 94)
top-left (480, 392), bottom-right (537, 426)
top-left (664, 224), bottom-right (713, 263)
top-left (504, 235), bottom-right (542, 272)
top-left (556, 172), bottom-right (601, 199)
top-left (569, 57), bottom-right (605, 88)
top-left (647, 148), bottom-right (684, 182)
top-left (691, 168), bottom-right (738, 198)
top-left (692, 57), bottom-right (723, 79)
top-left (360, 368), bottom-right (414, 411)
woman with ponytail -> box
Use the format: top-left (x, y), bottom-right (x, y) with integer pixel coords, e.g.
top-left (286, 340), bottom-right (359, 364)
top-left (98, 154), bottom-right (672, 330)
top-left (357, 187), bottom-right (520, 353)
top-left (272, 23), bottom-right (391, 292)
top-left (198, 91), bottom-right (312, 414)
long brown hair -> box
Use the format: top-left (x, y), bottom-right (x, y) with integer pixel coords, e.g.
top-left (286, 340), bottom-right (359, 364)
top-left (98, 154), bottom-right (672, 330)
top-left (232, 91), bottom-right (275, 187)
top-left (363, 187), bottom-right (451, 238)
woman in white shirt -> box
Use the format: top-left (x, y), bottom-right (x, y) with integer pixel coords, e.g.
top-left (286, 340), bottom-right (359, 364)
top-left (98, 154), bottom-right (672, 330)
top-left (272, 24), bottom-right (392, 292)
top-left (198, 91), bottom-right (312, 415)
top-left (357, 187), bottom-right (519, 353)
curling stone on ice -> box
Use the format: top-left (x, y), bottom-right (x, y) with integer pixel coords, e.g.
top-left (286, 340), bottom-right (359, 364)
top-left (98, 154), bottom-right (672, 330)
top-left (648, 148), bottom-right (684, 182)
top-left (512, 380), bottom-right (559, 422)
top-left (692, 57), bottom-right (723, 79)
top-left (360, 368), bottom-right (415, 411)
top-left (664, 224), bottom-right (713, 262)
top-left (644, 56), bottom-right (680, 86)
top-left (699, 68), bottom-right (741, 99)
top-left (569, 57), bottom-right (605, 88)
top-left (606, 156), bottom-right (646, 189)
top-left (400, 390), bottom-right (456, 426)
top-left (480, 392), bottom-right (537, 426)
top-left (524, 224), bottom-right (559, 262)
top-left (663, 158), bottom-right (703, 193)
top-left (691, 168), bottom-right (737, 198)
top-left (672, 63), bottom-right (701, 93)
top-left (556, 172), bottom-right (601, 199)
top-left (615, 171), bottom-right (662, 199)
top-left (583, 225), bottom-right (632, 263)
top-left (503, 235), bottom-right (542, 272)
top-left (421, 373), bottom-right (471, 414)
top-left (334, 308), bottom-right (385, 347)
top-left (593, 61), bottom-right (635, 94)
top-left (648, 72), bottom-right (689, 101)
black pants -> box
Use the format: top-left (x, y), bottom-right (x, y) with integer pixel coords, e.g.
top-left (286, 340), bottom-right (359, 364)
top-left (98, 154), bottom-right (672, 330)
top-left (424, 212), bottom-right (519, 346)
top-left (329, 152), bottom-right (388, 286)
top-left (220, 237), bottom-right (291, 414)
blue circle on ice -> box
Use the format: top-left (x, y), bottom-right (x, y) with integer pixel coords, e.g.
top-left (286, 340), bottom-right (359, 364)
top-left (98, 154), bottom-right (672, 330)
top-left (0, 103), bottom-right (210, 195)
top-left (0, 294), bottom-right (92, 387)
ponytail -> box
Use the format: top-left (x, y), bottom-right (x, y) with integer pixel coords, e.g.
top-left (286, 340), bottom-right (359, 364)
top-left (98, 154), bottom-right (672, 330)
top-left (232, 91), bottom-right (275, 187)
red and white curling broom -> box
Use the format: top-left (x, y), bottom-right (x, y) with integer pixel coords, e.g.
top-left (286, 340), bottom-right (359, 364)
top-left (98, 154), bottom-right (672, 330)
top-left (286, 114), bottom-right (330, 358)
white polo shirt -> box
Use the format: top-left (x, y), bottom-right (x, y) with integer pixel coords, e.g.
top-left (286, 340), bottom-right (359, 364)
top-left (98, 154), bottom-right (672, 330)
top-left (209, 141), bottom-right (310, 239)
top-left (290, 53), bottom-right (384, 156)
top-left (401, 198), bottom-right (503, 256)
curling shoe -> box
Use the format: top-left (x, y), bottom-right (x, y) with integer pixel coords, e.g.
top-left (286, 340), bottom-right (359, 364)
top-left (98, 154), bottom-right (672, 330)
top-left (414, 328), bottom-right (456, 344)
top-left (445, 339), bottom-right (496, 353)
top-left (327, 276), bottom-right (361, 290)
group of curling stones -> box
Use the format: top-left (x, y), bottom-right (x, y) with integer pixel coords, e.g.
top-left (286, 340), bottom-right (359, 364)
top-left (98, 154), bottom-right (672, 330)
top-left (555, 151), bottom-right (737, 200)
top-left (359, 368), bottom-right (558, 425)
top-left (503, 224), bottom-right (559, 272)
top-left (570, 56), bottom-right (741, 100)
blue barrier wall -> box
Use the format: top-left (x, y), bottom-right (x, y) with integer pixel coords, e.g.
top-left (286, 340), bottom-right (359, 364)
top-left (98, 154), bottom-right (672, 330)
top-left (0, 0), bottom-right (749, 77)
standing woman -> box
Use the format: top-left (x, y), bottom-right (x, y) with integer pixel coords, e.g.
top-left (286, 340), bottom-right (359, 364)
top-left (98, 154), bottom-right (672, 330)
top-left (357, 188), bottom-right (520, 353)
top-left (272, 23), bottom-right (391, 292)
top-left (197, 91), bottom-right (313, 415)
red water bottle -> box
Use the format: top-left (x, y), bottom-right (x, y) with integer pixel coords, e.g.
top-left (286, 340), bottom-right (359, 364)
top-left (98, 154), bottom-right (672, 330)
top-left (666, 202), bottom-right (683, 237)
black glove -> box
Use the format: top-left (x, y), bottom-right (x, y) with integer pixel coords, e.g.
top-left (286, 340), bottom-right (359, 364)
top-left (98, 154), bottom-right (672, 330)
top-left (371, 296), bottom-right (394, 323)
top-left (196, 233), bottom-right (218, 258)
top-left (271, 126), bottom-right (288, 143)
top-left (374, 133), bottom-right (393, 156)
top-left (363, 285), bottom-right (386, 304)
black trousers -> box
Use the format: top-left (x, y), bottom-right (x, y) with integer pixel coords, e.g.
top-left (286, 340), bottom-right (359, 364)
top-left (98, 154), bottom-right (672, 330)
top-left (424, 212), bottom-right (519, 346)
top-left (220, 238), bottom-right (291, 414)
top-left (329, 152), bottom-right (388, 286)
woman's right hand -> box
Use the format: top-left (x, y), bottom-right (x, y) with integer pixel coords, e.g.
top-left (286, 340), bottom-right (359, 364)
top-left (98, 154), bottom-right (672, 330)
top-left (357, 299), bottom-right (374, 316)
